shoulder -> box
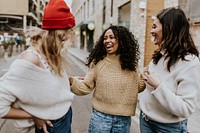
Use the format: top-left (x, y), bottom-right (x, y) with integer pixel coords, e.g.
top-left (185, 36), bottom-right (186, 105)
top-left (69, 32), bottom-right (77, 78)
top-left (179, 54), bottom-right (200, 67)
top-left (175, 55), bottom-right (200, 73)
top-left (19, 51), bottom-right (41, 67)
top-left (185, 54), bottom-right (199, 62)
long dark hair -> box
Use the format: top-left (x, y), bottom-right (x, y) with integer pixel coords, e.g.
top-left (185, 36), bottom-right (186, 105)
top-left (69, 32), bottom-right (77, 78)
top-left (152, 7), bottom-right (199, 72)
top-left (86, 25), bottom-right (140, 71)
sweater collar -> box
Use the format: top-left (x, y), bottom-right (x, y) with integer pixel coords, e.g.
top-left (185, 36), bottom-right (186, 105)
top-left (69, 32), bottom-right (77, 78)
top-left (105, 54), bottom-right (120, 64)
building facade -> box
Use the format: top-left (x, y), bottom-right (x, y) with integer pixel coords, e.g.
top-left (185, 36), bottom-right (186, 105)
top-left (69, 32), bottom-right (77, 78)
top-left (0, 0), bottom-right (48, 36)
top-left (72, 0), bottom-right (200, 68)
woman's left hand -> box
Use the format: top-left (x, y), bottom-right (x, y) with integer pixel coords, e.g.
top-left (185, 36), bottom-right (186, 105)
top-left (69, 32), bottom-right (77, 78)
top-left (33, 117), bottom-right (53, 133)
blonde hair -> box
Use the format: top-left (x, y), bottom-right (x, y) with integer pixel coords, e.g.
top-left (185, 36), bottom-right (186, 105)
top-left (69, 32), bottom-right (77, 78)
top-left (28, 27), bottom-right (74, 76)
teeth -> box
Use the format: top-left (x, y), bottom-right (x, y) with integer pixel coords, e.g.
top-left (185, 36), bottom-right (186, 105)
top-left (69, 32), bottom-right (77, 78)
top-left (151, 37), bottom-right (155, 42)
top-left (106, 44), bottom-right (112, 48)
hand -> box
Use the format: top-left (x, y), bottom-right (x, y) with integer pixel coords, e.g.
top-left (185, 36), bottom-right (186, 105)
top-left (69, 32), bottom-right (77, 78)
top-left (68, 76), bottom-right (84, 86)
top-left (143, 71), bottom-right (161, 89)
top-left (143, 66), bottom-right (150, 75)
top-left (77, 76), bottom-right (84, 80)
top-left (33, 117), bottom-right (53, 133)
top-left (68, 76), bottom-right (73, 85)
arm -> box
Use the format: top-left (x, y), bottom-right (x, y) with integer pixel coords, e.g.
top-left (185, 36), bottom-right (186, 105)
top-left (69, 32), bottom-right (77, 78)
top-left (3, 107), bottom-right (32, 119)
top-left (152, 64), bottom-right (200, 118)
top-left (4, 107), bottom-right (52, 133)
top-left (138, 74), bottom-right (146, 93)
top-left (70, 66), bottom-right (96, 95)
top-left (0, 51), bottom-right (51, 132)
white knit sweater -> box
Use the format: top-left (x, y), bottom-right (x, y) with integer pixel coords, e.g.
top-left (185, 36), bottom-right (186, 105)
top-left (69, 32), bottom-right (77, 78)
top-left (0, 59), bottom-right (74, 130)
top-left (139, 54), bottom-right (200, 123)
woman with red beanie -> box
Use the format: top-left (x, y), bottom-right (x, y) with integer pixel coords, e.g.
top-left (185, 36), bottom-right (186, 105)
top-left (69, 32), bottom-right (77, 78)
top-left (0, 0), bottom-right (75, 133)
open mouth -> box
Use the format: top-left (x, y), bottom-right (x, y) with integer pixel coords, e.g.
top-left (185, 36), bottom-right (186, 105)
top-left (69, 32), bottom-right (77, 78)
top-left (151, 36), bottom-right (155, 42)
top-left (105, 44), bottom-right (113, 49)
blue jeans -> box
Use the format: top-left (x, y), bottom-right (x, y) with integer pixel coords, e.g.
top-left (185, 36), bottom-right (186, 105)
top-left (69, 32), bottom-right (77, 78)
top-left (88, 109), bottom-right (131, 133)
top-left (140, 111), bottom-right (188, 133)
top-left (35, 107), bottom-right (72, 133)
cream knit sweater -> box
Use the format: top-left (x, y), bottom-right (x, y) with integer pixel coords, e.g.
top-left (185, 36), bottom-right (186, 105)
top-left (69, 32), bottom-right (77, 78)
top-left (71, 54), bottom-right (145, 116)
top-left (0, 59), bottom-right (74, 131)
top-left (139, 54), bottom-right (200, 123)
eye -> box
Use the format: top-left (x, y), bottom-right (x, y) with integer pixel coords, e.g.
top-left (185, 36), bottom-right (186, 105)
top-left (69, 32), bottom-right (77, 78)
top-left (152, 25), bottom-right (156, 29)
top-left (110, 36), bottom-right (115, 39)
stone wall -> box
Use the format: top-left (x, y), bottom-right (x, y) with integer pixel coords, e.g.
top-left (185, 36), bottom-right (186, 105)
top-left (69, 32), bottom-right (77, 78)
top-left (191, 25), bottom-right (200, 51)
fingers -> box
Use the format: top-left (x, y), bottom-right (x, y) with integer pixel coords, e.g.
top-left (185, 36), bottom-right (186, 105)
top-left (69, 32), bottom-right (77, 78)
top-left (143, 66), bottom-right (150, 81)
top-left (144, 70), bottom-right (150, 75)
top-left (143, 72), bottom-right (149, 81)
top-left (78, 77), bottom-right (84, 80)
top-left (46, 120), bottom-right (53, 127)
top-left (76, 76), bottom-right (84, 80)
top-left (34, 117), bottom-right (52, 133)
top-left (42, 125), bottom-right (49, 133)
top-left (37, 121), bottom-right (52, 133)
top-left (143, 74), bottom-right (149, 82)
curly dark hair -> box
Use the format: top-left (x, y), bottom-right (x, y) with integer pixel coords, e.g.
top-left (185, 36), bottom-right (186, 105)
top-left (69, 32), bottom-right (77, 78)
top-left (86, 25), bottom-right (140, 71)
top-left (152, 7), bottom-right (199, 72)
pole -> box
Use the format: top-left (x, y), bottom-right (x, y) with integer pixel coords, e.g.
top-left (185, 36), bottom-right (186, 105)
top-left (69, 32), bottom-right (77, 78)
top-left (110, 0), bottom-right (113, 25)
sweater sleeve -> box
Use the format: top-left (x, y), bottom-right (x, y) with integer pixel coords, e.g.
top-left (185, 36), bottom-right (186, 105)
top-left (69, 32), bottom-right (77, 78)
top-left (138, 73), bottom-right (146, 93)
top-left (0, 79), bottom-right (16, 117)
top-left (71, 66), bottom-right (96, 95)
top-left (151, 64), bottom-right (200, 118)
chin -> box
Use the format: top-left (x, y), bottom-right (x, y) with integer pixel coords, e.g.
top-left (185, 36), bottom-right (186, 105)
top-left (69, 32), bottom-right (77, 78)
top-left (107, 52), bottom-right (115, 55)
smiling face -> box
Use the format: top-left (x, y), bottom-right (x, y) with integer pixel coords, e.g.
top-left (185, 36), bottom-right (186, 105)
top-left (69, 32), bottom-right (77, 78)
top-left (150, 18), bottom-right (163, 46)
top-left (103, 29), bottom-right (119, 55)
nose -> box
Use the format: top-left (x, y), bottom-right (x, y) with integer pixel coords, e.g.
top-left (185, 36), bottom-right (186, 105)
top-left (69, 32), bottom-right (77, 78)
top-left (104, 38), bottom-right (110, 43)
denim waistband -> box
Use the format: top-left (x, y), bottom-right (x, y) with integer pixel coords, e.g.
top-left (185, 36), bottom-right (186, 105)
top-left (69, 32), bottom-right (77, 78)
top-left (141, 111), bottom-right (187, 124)
top-left (51, 107), bottom-right (72, 124)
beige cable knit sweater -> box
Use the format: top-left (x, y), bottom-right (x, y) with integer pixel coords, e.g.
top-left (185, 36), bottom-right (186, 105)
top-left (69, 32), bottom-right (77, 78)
top-left (71, 54), bottom-right (145, 116)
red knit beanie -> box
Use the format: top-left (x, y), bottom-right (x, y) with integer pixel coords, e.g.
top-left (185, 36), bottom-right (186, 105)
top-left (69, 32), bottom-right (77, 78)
top-left (42, 0), bottom-right (75, 29)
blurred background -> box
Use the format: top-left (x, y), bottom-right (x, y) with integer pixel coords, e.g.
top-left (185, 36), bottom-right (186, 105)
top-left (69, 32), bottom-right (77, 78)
top-left (0, 0), bottom-right (200, 67)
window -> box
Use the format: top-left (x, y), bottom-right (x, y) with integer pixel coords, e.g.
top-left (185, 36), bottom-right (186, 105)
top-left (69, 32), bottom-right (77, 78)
top-left (180, 0), bottom-right (200, 24)
top-left (188, 0), bottom-right (200, 24)
top-left (118, 2), bottom-right (131, 29)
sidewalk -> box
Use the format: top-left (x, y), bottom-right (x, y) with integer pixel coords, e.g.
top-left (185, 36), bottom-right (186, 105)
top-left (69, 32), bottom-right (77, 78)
top-left (67, 47), bottom-right (89, 64)
top-left (0, 54), bottom-right (18, 76)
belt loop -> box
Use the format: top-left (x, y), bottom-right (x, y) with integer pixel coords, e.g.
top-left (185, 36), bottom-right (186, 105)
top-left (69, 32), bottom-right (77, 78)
top-left (141, 112), bottom-right (149, 121)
